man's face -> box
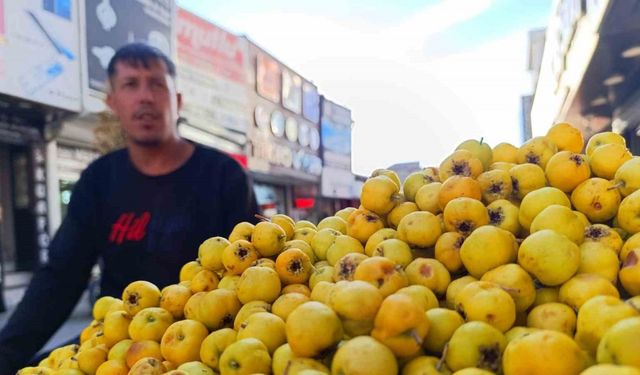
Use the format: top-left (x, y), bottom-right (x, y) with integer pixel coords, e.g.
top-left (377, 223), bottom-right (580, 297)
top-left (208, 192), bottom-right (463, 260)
top-left (106, 59), bottom-right (182, 147)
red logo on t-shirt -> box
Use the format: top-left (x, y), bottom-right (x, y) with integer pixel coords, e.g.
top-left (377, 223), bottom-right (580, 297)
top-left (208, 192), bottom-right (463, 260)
top-left (109, 212), bottom-right (151, 245)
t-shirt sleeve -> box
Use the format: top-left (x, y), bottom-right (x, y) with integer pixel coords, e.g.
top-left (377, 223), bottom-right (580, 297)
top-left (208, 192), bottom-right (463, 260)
top-left (0, 165), bottom-right (101, 373)
top-left (220, 159), bottom-right (260, 236)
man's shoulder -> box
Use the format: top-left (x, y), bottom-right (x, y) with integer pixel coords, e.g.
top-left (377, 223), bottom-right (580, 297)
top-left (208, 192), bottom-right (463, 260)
top-left (194, 144), bottom-right (244, 172)
top-left (82, 148), bottom-right (128, 178)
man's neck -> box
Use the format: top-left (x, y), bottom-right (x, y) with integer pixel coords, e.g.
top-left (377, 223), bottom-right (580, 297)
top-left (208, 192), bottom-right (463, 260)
top-left (127, 138), bottom-right (195, 176)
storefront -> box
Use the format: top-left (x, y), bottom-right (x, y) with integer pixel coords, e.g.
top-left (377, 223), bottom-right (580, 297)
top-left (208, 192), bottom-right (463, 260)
top-left (531, 0), bottom-right (640, 149)
top-left (175, 8), bottom-right (250, 161)
top-left (318, 97), bottom-right (360, 215)
top-left (245, 42), bottom-right (323, 220)
top-left (0, 0), bottom-right (82, 282)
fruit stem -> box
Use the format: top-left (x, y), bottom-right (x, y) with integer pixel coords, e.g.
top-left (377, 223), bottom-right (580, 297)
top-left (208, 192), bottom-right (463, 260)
top-left (437, 343), bottom-right (448, 371)
top-left (254, 214), bottom-right (270, 222)
top-left (480, 137), bottom-right (484, 145)
top-left (607, 181), bottom-right (624, 191)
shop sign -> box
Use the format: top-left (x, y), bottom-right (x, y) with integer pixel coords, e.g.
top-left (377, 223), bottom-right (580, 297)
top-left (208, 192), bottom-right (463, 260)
top-left (0, 0), bottom-right (81, 111)
top-left (32, 144), bottom-right (50, 265)
top-left (256, 53), bottom-right (280, 103)
top-left (247, 128), bottom-right (322, 177)
top-left (83, 0), bottom-right (172, 95)
top-left (282, 69), bottom-right (301, 114)
top-left (302, 81), bottom-right (320, 124)
top-left (176, 8), bottom-right (250, 134)
top-left (0, 117), bottom-right (42, 144)
top-left (320, 98), bottom-right (352, 171)
top-left (551, 0), bottom-right (583, 91)
top-left (321, 166), bottom-right (357, 199)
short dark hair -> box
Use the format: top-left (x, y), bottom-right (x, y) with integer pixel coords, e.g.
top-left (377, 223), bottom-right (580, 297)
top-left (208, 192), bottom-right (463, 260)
top-left (107, 43), bottom-right (176, 80)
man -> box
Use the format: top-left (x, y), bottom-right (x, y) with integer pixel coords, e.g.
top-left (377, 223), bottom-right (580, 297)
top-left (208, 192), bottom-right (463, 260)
top-left (0, 43), bottom-right (258, 372)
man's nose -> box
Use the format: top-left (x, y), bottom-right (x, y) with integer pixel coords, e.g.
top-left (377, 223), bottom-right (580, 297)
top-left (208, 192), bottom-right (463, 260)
top-left (137, 84), bottom-right (155, 102)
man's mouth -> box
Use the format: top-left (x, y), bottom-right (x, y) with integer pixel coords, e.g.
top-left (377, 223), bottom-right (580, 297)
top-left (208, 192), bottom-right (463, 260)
top-left (133, 110), bottom-right (160, 121)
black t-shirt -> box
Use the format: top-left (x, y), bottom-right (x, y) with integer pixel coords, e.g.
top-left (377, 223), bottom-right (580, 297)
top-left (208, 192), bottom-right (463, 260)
top-left (0, 144), bottom-right (259, 372)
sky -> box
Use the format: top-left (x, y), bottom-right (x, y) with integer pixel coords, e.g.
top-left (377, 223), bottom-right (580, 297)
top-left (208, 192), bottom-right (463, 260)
top-left (176, 0), bottom-right (553, 175)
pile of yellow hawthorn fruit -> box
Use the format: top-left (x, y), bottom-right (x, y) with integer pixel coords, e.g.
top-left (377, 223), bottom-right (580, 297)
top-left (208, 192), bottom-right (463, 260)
top-left (18, 123), bottom-right (640, 375)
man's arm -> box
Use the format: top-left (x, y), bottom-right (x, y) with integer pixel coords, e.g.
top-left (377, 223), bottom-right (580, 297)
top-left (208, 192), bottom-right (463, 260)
top-left (0, 168), bottom-right (100, 373)
top-left (220, 159), bottom-right (260, 236)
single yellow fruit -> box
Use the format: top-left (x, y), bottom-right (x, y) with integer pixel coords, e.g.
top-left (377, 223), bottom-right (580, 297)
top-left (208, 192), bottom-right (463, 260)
top-left (444, 321), bottom-right (506, 373)
top-left (122, 281), bottom-right (161, 316)
top-left (219, 338), bottom-right (271, 375)
top-left (236, 311), bottom-right (286, 354)
top-left (415, 182), bottom-right (443, 214)
top-left (445, 276), bottom-right (477, 309)
top-left (526, 302), bottom-right (577, 336)
top-left (439, 149), bottom-right (484, 181)
top-left (397, 211), bottom-right (442, 248)
top-left (545, 151), bottom-right (590, 192)
top-left (403, 170), bottom-right (440, 202)
top-left (423, 308), bottom-right (464, 354)
top-left (477, 169), bottom-right (512, 204)
top-left (581, 364), bottom-right (640, 375)
top-left (228, 222), bottom-right (255, 243)
top-left (589, 143), bottom-right (632, 180)
top-left (198, 237), bottom-right (231, 272)
top-left (516, 136), bottom-right (557, 169)
top-left (443, 197), bottom-right (489, 236)
top-left (286, 301), bottom-right (343, 357)
top-left (387, 202), bottom-right (419, 229)
top-left (459, 225), bottom-right (517, 279)
top-left (585, 131), bottom-right (626, 156)
top-left (160, 320), bottom-right (209, 366)
top-left (438, 175), bottom-right (482, 211)
top-left (546, 122), bottom-right (584, 153)
top-left (161, 284), bottom-right (192, 320)
top-left (519, 187), bottom-right (571, 231)
top-left (583, 224), bottom-right (623, 254)
top-left (180, 261), bottom-right (204, 283)
top-left (518, 229), bottom-right (580, 286)
top-left (221, 240), bottom-right (259, 275)
top-left (331, 336), bottom-right (398, 375)
top-left (271, 293), bottom-right (310, 322)
top-left (199, 328), bottom-right (237, 371)
top-left (128, 307), bottom-right (174, 342)
top-left (93, 297), bottom-right (122, 321)
top-left (346, 208), bottom-right (385, 243)
top-left (613, 157), bottom-right (640, 197)
top-left (481, 264), bottom-right (535, 312)
top-left (455, 281), bottom-right (516, 332)
top-left (486, 199), bottom-right (520, 235)
top-left (509, 163), bottom-right (546, 200)
top-left (236, 266), bottom-right (281, 304)
top-left (251, 221), bottom-right (287, 257)
top-left (355, 256), bottom-right (410, 297)
top-left (317, 216), bottom-right (347, 234)
top-left (617, 189), bottom-right (640, 234)
top-left (596, 316), bottom-right (640, 367)
top-left (396, 285), bottom-right (439, 312)
top-left (434, 231), bottom-right (465, 273)
top-left (530, 205), bottom-right (585, 244)
top-left (572, 178), bottom-right (621, 223)
top-left (405, 258), bottom-right (450, 296)
top-left (620, 249), bottom-right (640, 296)
top-left (492, 142), bottom-right (519, 163)
top-left (371, 293), bottom-right (430, 357)
top-left (578, 242), bottom-right (620, 283)
top-left (275, 248), bottom-right (313, 285)
top-left (502, 330), bottom-right (587, 375)
top-left (457, 138), bottom-right (493, 170)
top-left (575, 295), bottom-right (639, 355)
top-left (361, 175), bottom-right (401, 215)
top-left (125, 340), bottom-right (162, 368)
